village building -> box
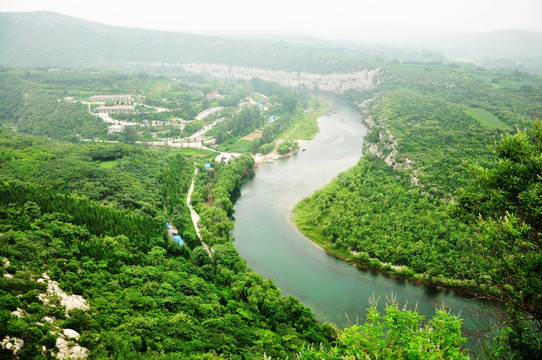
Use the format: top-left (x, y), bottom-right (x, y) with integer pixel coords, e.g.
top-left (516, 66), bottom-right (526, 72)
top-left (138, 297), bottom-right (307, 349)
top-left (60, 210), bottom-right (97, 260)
top-left (238, 100), bottom-right (252, 108)
top-left (206, 92), bottom-right (223, 99)
top-left (96, 105), bottom-right (135, 113)
top-left (165, 222), bottom-right (183, 246)
top-left (90, 95), bottom-right (133, 103)
top-left (107, 125), bottom-right (125, 134)
top-left (165, 119), bottom-right (185, 126)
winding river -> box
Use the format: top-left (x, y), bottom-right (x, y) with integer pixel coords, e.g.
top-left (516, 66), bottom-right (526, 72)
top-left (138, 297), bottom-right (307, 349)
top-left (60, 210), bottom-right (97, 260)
top-left (233, 94), bottom-right (497, 343)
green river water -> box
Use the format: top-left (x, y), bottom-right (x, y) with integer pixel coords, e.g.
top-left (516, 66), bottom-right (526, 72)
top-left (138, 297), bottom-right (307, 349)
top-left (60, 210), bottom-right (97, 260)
top-left (232, 94), bottom-right (499, 347)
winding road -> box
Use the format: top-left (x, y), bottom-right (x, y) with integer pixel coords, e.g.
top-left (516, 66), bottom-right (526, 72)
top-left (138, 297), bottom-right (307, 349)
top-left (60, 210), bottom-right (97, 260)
top-left (186, 167), bottom-right (212, 255)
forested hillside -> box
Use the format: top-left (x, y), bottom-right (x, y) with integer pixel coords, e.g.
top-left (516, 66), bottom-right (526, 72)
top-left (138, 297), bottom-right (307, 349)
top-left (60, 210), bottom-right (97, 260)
top-left (1, 11), bottom-right (541, 358)
top-left (0, 12), bottom-right (381, 74)
top-left (294, 63), bottom-right (542, 357)
top-left (0, 65), bottom-right (474, 359)
top-left (0, 129), bottom-right (337, 359)
top-left (296, 63), bottom-right (541, 283)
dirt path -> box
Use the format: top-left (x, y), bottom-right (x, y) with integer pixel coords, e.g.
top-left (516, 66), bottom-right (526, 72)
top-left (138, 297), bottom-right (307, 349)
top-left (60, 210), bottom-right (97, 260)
top-left (186, 167), bottom-right (212, 255)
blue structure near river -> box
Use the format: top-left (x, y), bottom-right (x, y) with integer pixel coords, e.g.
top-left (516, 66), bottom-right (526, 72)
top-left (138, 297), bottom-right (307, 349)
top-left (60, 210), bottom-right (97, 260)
top-left (166, 222), bottom-right (183, 246)
top-left (173, 235), bottom-right (183, 246)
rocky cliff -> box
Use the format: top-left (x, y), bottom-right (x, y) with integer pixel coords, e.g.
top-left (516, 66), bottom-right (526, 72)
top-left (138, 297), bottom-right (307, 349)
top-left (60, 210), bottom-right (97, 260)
top-left (181, 63), bottom-right (382, 94)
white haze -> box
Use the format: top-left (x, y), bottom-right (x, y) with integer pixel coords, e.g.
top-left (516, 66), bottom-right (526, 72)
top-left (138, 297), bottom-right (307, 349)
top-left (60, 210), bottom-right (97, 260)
top-left (2, 0), bottom-right (542, 42)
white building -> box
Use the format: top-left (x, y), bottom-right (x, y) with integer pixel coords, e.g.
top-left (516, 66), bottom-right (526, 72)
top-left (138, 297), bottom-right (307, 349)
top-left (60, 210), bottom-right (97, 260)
top-left (90, 95), bottom-right (133, 103)
top-left (96, 105), bottom-right (135, 113)
top-left (107, 125), bottom-right (125, 134)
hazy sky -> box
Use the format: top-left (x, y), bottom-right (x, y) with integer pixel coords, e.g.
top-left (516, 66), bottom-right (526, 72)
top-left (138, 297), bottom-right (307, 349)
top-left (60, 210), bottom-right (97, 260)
top-left (2, 0), bottom-right (542, 38)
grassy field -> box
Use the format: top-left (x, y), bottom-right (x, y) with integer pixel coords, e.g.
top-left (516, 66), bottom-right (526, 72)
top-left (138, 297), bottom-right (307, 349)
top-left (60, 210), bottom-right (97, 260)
top-left (98, 160), bottom-right (117, 169)
top-left (241, 129), bottom-right (262, 141)
top-left (219, 139), bottom-right (252, 153)
top-left (464, 107), bottom-right (510, 130)
top-left (279, 98), bottom-right (331, 141)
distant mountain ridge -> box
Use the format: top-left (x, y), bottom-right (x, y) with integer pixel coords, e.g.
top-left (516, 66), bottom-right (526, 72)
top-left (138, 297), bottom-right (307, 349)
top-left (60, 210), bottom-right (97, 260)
top-left (0, 11), bottom-right (372, 73)
top-left (0, 11), bottom-right (230, 68)
top-left (1, 11), bottom-right (541, 73)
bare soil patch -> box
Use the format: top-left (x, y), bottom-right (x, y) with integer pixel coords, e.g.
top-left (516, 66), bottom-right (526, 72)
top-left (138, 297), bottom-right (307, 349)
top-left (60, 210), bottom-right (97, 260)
top-left (241, 129), bottom-right (262, 141)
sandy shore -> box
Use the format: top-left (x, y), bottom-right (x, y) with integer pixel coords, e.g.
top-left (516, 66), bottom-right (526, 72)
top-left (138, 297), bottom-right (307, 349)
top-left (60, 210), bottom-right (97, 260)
top-left (252, 139), bottom-right (311, 164)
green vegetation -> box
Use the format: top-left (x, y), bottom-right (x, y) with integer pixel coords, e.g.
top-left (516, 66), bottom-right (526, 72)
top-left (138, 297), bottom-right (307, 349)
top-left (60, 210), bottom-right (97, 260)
top-left (2, 16), bottom-right (541, 356)
top-left (0, 64), bottom-right (474, 358)
top-left (298, 63), bottom-right (541, 283)
top-left (210, 106), bottom-right (265, 147)
top-left (199, 78), bottom-right (328, 155)
top-left (0, 66), bottom-right (243, 144)
top-left (0, 199), bottom-right (333, 358)
top-left (196, 154), bottom-right (255, 246)
top-left (219, 139), bottom-right (252, 153)
top-left (210, 78), bottom-right (304, 153)
top-left (464, 107), bottom-right (510, 130)
top-left (97, 159), bottom-right (117, 169)
top-left (454, 121), bottom-right (542, 358)
top-left (295, 63), bottom-right (542, 358)
top-left (0, 129), bottom-right (333, 358)
top-left (0, 68), bottom-right (107, 142)
top-left (298, 296), bottom-right (467, 360)
top-left (294, 155), bottom-right (474, 281)
top-left (278, 97), bottom-right (329, 141)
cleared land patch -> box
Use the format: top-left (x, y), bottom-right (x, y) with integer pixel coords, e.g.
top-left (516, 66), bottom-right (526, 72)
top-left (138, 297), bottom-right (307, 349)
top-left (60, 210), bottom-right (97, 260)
top-left (98, 160), bottom-right (117, 169)
top-left (464, 107), bottom-right (510, 130)
top-left (279, 98), bottom-right (330, 141)
top-left (241, 129), bottom-right (262, 141)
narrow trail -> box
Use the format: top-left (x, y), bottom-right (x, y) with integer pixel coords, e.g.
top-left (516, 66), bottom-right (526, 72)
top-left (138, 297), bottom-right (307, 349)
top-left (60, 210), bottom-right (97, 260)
top-left (186, 166), bottom-right (212, 255)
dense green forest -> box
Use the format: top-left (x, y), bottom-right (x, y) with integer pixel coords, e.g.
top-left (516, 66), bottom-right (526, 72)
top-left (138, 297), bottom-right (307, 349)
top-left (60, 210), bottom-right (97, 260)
top-left (0, 130), bottom-right (336, 359)
top-left (1, 12), bottom-right (541, 356)
top-left (294, 63), bottom-right (542, 357)
top-left (296, 63), bottom-right (541, 282)
top-left (0, 192), bottom-right (334, 359)
top-left (0, 135), bottom-right (467, 359)
top-left (0, 66), bottom-right (474, 358)
top-left (0, 127), bottom-right (469, 359)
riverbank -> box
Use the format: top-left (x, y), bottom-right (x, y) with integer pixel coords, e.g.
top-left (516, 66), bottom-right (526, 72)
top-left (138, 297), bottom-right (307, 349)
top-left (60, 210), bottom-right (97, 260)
top-left (250, 96), bottom-right (332, 164)
top-left (284, 92), bottom-right (505, 304)
top-left (232, 93), bottom-right (501, 350)
top-left (291, 203), bottom-right (502, 304)
top-left (279, 96), bottom-right (331, 141)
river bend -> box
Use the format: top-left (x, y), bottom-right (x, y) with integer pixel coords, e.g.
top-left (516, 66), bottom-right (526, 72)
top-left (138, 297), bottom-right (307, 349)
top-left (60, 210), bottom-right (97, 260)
top-left (233, 94), bottom-right (496, 337)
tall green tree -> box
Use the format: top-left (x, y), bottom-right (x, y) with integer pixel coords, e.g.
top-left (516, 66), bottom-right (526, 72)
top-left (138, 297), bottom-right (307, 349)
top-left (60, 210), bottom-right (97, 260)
top-left (296, 296), bottom-right (467, 359)
top-left (122, 126), bottom-right (138, 144)
top-left (455, 120), bottom-right (542, 358)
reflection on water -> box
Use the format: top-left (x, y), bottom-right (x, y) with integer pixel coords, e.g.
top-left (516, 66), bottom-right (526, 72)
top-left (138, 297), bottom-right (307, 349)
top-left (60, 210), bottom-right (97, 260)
top-left (233, 94), bottom-right (500, 349)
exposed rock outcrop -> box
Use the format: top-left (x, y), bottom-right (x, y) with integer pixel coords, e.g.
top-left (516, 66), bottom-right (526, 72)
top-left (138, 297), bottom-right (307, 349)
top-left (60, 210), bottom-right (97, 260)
top-left (180, 63), bottom-right (382, 94)
top-left (363, 116), bottom-right (420, 188)
top-left (56, 331), bottom-right (88, 360)
top-left (1, 336), bottom-right (24, 356)
top-left (10, 307), bottom-right (24, 318)
top-left (2, 269), bottom-right (90, 358)
top-left (38, 273), bottom-right (89, 312)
